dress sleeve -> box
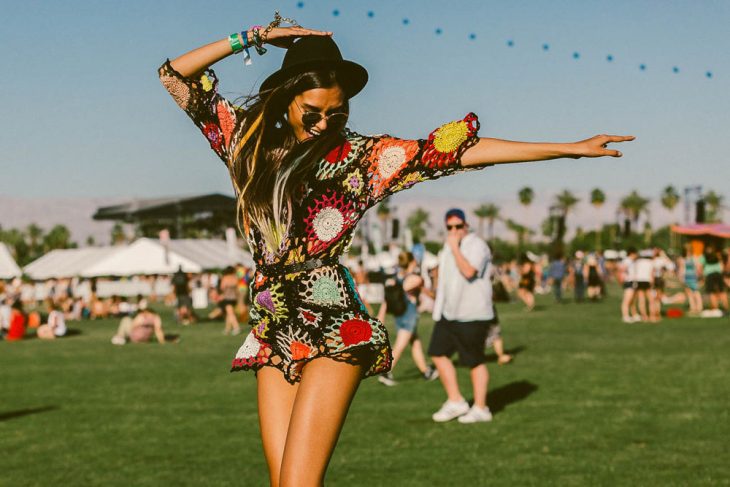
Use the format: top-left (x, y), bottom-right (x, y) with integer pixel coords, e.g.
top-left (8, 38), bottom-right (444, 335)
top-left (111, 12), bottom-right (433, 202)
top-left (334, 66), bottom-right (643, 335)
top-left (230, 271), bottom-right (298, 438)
top-left (158, 59), bottom-right (243, 164)
top-left (360, 113), bottom-right (482, 205)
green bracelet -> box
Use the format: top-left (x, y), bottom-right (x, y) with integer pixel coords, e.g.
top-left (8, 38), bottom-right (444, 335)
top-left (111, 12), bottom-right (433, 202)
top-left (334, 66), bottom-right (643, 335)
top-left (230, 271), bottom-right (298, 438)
top-left (228, 33), bottom-right (244, 54)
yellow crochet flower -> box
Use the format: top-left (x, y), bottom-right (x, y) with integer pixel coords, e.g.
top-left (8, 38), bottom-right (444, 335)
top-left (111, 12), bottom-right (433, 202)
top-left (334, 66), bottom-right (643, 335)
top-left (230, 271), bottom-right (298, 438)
top-left (200, 74), bottom-right (214, 92)
top-left (433, 120), bottom-right (469, 154)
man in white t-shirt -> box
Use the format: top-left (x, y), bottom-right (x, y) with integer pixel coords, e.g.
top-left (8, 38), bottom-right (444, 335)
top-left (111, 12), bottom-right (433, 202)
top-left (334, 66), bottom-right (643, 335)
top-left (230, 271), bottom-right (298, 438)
top-left (428, 208), bottom-right (494, 424)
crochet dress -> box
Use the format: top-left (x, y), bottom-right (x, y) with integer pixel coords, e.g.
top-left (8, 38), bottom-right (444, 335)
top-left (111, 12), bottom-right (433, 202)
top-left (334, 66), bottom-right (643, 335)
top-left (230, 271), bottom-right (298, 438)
top-left (159, 61), bottom-right (482, 384)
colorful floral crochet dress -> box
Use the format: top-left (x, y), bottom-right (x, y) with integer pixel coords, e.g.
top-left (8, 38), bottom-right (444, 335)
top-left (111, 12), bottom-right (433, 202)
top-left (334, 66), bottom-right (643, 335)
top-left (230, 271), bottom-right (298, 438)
top-left (159, 60), bottom-right (482, 384)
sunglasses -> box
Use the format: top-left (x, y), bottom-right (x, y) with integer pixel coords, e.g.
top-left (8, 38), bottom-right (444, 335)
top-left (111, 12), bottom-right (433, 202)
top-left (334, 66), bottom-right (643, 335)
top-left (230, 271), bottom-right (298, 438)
top-left (446, 224), bottom-right (465, 230)
top-left (295, 99), bottom-right (348, 129)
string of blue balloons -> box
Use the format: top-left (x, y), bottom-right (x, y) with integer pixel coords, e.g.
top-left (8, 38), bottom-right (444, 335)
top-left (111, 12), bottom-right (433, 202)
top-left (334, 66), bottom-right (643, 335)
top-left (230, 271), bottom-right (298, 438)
top-left (295, 1), bottom-right (714, 79)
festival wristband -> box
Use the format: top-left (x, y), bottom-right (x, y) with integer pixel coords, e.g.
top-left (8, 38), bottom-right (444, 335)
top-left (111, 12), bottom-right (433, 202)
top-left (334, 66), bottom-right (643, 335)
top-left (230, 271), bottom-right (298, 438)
top-left (228, 33), bottom-right (244, 54)
top-left (241, 31), bottom-right (252, 66)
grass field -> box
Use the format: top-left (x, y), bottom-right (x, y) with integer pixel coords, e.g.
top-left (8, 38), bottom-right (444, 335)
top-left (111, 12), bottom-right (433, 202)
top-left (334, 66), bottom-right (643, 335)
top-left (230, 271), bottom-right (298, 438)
top-left (2, 289), bottom-right (729, 486)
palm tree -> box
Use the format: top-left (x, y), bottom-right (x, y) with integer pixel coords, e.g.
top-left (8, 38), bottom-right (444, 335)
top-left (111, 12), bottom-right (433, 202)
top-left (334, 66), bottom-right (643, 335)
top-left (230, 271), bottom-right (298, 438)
top-left (590, 188), bottom-right (606, 250)
top-left (619, 190), bottom-right (650, 235)
top-left (406, 208), bottom-right (430, 243)
top-left (473, 204), bottom-right (493, 239)
top-left (505, 219), bottom-right (533, 256)
top-left (704, 190), bottom-right (724, 223)
top-left (486, 203), bottom-right (499, 240)
top-left (25, 223), bottom-right (43, 255)
top-left (660, 185), bottom-right (680, 249)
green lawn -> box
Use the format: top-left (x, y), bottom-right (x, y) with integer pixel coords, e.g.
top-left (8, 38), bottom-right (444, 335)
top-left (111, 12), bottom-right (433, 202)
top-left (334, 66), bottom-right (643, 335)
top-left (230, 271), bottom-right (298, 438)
top-left (2, 290), bottom-right (729, 486)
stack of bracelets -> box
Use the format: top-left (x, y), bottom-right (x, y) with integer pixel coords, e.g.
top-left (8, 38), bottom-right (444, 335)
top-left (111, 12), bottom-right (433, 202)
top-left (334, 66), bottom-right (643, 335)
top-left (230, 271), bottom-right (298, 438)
top-left (229, 11), bottom-right (300, 66)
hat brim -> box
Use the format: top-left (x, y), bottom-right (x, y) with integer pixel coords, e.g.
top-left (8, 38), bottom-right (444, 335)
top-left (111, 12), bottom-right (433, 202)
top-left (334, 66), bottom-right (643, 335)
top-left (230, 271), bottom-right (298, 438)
top-left (259, 59), bottom-right (368, 98)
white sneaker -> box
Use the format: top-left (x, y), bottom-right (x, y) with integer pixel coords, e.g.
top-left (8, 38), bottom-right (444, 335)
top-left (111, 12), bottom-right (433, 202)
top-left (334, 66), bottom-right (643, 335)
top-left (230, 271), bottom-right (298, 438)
top-left (432, 399), bottom-right (470, 422)
top-left (378, 373), bottom-right (397, 387)
top-left (111, 336), bottom-right (126, 346)
top-left (457, 405), bottom-right (493, 424)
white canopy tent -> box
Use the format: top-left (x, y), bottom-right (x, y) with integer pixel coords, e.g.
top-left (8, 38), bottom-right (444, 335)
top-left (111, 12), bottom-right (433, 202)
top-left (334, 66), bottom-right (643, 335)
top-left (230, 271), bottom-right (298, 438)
top-left (0, 243), bottom-right (22, 279)
top-left (24, 247), bottom-right (121, 280)
top-left (23, 238), bottom-right (254, 280)
top-left (81, 238), bottom-right (254, 277)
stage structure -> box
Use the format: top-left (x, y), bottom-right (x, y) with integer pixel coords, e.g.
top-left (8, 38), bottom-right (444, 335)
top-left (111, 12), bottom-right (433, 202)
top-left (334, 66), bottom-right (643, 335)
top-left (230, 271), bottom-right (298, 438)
top-left (93, 194), bottom-right (237, 238)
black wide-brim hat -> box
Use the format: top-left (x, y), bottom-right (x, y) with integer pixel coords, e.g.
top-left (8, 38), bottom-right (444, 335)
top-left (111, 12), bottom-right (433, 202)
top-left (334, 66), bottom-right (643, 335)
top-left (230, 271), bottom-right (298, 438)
top-left (259, 36), bottom-right (368, 98)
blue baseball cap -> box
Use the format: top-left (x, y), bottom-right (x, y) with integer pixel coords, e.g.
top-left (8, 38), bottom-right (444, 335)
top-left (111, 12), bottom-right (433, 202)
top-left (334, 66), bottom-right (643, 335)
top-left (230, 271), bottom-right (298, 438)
top-left (444, 208), bottom-right (466, 222)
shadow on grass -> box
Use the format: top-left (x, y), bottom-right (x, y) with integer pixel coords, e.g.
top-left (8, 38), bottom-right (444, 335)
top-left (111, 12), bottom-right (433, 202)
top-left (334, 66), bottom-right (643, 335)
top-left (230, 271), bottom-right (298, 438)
top-left (486, 380), bottom-right (539, 415)
top-left (0, 405), bottom-right (59, 422)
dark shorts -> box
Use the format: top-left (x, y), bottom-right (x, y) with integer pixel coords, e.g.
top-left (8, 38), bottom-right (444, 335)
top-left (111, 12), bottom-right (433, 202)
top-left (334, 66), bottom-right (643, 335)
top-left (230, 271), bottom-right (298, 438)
top-left (219, 299), bottom-right (237, 310)
top-left (653, 277), bottom-right (665, 291)
top-left (428, 319), bottom-right (489, 368)
top-left (177, 295), bottom-right (192, 308)
top-left (706, 273), bottom-right (725, 294)
top-left (623, 281), bottom-right (634, 290)
top-left (634, 281), bottom-right (651, 291)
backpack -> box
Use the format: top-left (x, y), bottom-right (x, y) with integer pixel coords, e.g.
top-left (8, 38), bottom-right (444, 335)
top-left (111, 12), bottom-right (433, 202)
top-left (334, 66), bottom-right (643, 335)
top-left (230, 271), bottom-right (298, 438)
top-left (383, 275), bottom-right (408, 317)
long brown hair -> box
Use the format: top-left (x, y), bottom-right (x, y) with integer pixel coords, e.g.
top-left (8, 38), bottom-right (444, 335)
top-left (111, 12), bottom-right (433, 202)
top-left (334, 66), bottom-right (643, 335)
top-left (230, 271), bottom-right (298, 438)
top-left (228, 69), bottom-right (350, 252)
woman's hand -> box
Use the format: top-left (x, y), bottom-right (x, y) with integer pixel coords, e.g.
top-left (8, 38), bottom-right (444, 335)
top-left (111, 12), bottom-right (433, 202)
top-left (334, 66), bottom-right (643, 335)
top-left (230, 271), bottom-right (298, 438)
top-left (264, 26), bottom-right (332, 49)
top-left (570, 134), bottom-right (636, 159)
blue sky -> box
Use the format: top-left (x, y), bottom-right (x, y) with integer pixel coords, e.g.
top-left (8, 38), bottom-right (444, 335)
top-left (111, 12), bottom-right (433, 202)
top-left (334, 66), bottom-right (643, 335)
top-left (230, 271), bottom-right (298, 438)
top-left (1, 0), bottom-right (728, 207)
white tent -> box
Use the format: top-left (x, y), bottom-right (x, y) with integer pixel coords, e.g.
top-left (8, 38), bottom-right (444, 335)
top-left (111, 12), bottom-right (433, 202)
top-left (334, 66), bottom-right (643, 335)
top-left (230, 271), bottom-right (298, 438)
top-left (81, 238), bottom-right (253, 277)
top-left (24, 246), bottom-right (121, 280)
top-left (0, 243), bottom-right (22, 279)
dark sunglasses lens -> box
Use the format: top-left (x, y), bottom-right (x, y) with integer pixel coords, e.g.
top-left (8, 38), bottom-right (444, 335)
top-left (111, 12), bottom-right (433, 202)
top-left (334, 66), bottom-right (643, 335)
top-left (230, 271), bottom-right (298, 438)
top-left (328, 113), bottom-right (348, 126)
top-left (302, 112), bottom-right (322, 127)
top-left (447, 224), bottom-right (464, 230)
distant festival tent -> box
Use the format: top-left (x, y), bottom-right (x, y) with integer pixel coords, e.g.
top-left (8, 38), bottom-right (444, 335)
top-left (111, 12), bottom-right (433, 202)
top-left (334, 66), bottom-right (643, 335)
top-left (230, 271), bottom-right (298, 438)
top-left (24, 247), bottom-right (121, 280)
top-left (23, 238), bottom-right (253, 280)
top-left (0, 243), bottom-right (22, 279)
top-left (671, 223), bottom-right (730, 239)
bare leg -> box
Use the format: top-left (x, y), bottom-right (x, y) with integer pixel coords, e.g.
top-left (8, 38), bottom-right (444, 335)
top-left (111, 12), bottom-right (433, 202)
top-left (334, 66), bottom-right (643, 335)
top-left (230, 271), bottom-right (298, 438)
top-left (720, 292), bottom-right (729, 311)
top-left (637, 290), bottom-right (648, 321)
top-left (36, 324), bottom-right (55, 340)
top-left (279, 358), bottom-right (362, 487)
top-left (471, 364), bottom-right (489, 408)
top-left (621, 288), bottom-right (634, 319)
top-left (409, 336), bottom-right (428, 373)
top-left (389, 329), bottom-right (413, 372)
top-left (257, 367), bottom-right (299, 487)
top-left (492, 337), bottom-right (512, 364)
top-left (431, 355), bottom-right (463, 402)
top-left (710, 293), bottom-right (719, 310)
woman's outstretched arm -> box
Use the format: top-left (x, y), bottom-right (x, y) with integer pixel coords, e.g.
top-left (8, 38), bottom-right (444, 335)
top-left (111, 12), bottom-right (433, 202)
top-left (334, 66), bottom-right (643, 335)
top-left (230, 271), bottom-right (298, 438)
top-left (170, 27), bottom-right (333, 78)
top-left (461, 134), bottom-right (635, 167)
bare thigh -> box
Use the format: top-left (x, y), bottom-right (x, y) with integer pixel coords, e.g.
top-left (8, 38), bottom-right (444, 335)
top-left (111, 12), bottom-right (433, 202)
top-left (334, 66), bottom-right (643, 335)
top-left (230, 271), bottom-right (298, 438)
top-left (257, 367), bottom-right (299, 487)
top-left (279, 357), bottom-right (363, 487)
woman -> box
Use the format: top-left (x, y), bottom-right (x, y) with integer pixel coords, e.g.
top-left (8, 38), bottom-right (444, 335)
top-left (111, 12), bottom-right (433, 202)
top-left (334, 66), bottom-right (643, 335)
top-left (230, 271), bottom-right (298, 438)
top-left (517, 258), bottom-right (536, 311)
top-left (377, 252), bottom-right (437, 386)
top-left (36, 299), bottom-right (67, 340)
top-left (679, 245), bottom-right (703, 314)
top-left (219, 266), bottom-right (242, 336)
top-left (700, 244), bottom-right (728, 313)
top-left (584, 254), bottom-right (603, 301)
top-left (160, 18), bottom-right (632, 486)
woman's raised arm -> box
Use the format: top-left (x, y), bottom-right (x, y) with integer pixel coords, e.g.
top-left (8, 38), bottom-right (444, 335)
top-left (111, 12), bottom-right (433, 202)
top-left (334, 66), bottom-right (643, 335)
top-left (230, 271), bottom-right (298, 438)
top-left (461, 134), bottom-right (635, 167)
top-left (170, 27), bottom-right (333, 78)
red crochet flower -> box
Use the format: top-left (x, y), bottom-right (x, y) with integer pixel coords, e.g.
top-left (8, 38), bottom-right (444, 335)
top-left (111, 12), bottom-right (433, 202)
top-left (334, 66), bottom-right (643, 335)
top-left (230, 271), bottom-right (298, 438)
top-left (202, 122), bottom-right (224, 154)
top-left (217, 101), bottom-right (236, 148)
top-left (290, 341), bottom-right (311, 361)
top-left (421, 113), bottom-right (479, 169)
top-left (366, 138), bottom-right (420, 198)
top-left (340, 319), bottom-right (373, 346)
top-left (325, 140), bottom-right (352, 164)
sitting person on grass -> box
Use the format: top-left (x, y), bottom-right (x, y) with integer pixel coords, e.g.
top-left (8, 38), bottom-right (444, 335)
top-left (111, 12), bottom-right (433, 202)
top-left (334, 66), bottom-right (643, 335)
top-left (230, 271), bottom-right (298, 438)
top-left (111, 304), bottom-right (167, 345)
top-left (37, 299), bottom-right (67, 339)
